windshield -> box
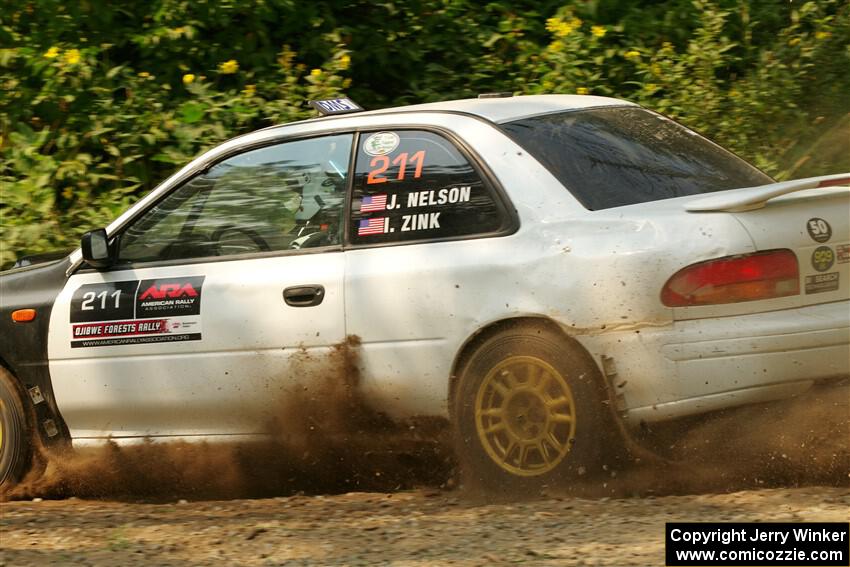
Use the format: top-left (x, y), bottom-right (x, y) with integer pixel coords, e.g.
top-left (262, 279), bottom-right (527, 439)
top-left (500, 107), bottom-right (773, 210)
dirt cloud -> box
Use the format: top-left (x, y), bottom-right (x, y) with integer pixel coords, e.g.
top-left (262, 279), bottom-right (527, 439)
top-left (559, 379), bottom-right (850, 499)
top-left (3, 338), bottom-right (453, 502)
top-left (3, 337), bottom-right (847, 502)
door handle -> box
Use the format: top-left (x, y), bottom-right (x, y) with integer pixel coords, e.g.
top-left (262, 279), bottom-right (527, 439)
top-left (283, 285), bottom-right (325, 307)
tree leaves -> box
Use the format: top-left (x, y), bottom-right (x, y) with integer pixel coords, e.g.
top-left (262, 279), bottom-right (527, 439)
top-left (1, 0), bottom-right (848, 268)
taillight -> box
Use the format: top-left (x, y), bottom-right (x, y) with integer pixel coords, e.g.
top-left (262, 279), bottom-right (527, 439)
top-left (661, 250), bottom-right (799, 307)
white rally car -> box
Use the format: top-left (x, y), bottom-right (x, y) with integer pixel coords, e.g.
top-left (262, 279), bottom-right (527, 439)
top-left (1, 94), bottom-right (848, 490)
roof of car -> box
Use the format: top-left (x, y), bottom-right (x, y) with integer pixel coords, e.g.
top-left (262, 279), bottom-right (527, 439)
top-left (299, 94), bottom-right (637, 126)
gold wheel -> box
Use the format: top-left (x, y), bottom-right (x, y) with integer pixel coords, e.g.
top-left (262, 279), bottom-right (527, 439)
top-left (474, 355), bottom-right (577, 477)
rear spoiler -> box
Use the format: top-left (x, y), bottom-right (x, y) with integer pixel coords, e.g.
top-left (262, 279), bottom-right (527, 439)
top-left (685, 173), bottom-right (850, 213)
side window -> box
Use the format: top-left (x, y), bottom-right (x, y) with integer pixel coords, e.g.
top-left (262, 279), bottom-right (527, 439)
top-left (119, 134), bottom-right (353, 263)
top-left (349, 130), bottom-right (506, 245)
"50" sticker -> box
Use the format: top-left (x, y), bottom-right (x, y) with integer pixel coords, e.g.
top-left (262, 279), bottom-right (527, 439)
top-left (806, 218), bottom-right (832, 243)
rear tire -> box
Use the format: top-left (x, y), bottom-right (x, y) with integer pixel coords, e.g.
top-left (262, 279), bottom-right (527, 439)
top-left (452, 324), bottom-right (611, 492)
top-left (0, 367), bottom-right (32, 490)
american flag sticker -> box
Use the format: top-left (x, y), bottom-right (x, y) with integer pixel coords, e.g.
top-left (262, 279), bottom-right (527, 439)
top-left (358, 217), bottom-right (390, 236)
top-left (360, 194), bottom-right (387, 212)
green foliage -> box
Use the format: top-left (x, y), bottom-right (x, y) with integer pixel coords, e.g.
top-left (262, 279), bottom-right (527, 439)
top-left (1, 0), bottom-right (848, 268)
top-left (516, 0), bottom-right (849, 177)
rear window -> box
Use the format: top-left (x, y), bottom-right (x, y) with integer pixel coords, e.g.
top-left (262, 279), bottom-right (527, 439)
top-left (500, 107), bottom-right (773, 210)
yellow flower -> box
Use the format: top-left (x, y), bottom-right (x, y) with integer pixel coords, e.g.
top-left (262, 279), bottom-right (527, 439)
top-left (644, 83), bottom-right (659, 92)
top-left (788, 37), bottom-right (801, 46)
top-left (138, 71), bottom-right (151, 78)
top-left (651, 63), bottom-right (662, 76)
top-left (542, 80), bottom-right (555, 90)
top-left (242, 84), bottom-right (256, 96)
top-left (218, 59), bottom-right (239, 74)
top-left (44, 46), bottom-right (60, 59)
top-left (64, 49), bottom-right (81, 65)
top-left (815, 31), bottom-right (831, 40)
top-left (339, 53), bottom-right (350, 70)
top-left (310, 68), bottom-right (322, 78)
top-left (557, 22), bottom-right (574, 37)
top-left (591, 25), bottom-right (606, 38)
top-left (278, 45), bottom-right (295, 70)
top-left (625, 50), bottom-right (641, 60)
top-left (576, 87), bottom-right (589, 95)
top-left (182, 73), bottom-right (195, 85)
top-left (569, 17), bottom-right (582, 28)
top-left (546, 16), bottom-right (575, 37)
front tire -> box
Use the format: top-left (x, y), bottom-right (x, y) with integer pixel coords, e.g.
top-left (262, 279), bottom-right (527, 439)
top-left (0, 367), bottom-right (32, 490)
top-left (452, 324), bottom-right (610, 491)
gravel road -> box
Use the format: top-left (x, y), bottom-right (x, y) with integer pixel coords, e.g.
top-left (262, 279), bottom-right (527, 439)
top-left (2, 487), bottom-right (848, 566)
top-left (1, 383), bottom-right (847, 566)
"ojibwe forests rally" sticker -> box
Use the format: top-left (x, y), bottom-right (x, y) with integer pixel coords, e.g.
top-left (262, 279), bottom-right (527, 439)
top-left (69, 276), bottom-right (204, 348)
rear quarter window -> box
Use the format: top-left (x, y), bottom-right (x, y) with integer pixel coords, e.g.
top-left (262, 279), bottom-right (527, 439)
top-left (500, 107), bottom-right (773, 210)
top-left (349, 130), bottom-right (510, 245)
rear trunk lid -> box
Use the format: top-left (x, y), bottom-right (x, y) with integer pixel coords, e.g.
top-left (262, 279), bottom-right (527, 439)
top-left (684, 174), bottom-right (850, 307)
top-left (727, 186), bottom-right (850, 306)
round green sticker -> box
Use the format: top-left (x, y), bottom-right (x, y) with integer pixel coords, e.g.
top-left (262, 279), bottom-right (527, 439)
top-left (363, 132), bottom-right (399, 156)
top-left (811, 246), bottom-right (835, 272)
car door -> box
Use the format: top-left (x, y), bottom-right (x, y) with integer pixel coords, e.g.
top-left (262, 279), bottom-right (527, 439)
top-left (343, 129), bottom-right (517, 418)
top-left (47, 134), bottom-right (353, 440)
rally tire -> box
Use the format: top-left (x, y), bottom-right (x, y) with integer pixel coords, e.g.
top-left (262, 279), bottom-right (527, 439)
top-left (452, 324), bottom-right (610, 491)
top-left (0, 367), bottom-right (32, 490)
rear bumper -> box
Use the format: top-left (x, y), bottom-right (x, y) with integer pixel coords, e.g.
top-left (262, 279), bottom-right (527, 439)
top-left (576, 301), bottom-right (850, 424)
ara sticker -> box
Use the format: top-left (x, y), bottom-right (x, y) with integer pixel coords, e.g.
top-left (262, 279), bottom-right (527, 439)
top-left (69, 276), bottom-right (204, 348)
top-left (806, 218), bottom-right (832, 243)
top-left (811, 246), bottom-right (835, 272)
top-left (805, 272), bottom-right (839, 294)
top-left (837, 244), bottom-right (850, 264)
top-left (136, 276), bottom-right (204, 318)
top-left (363, 132), bottom-right (399, 156)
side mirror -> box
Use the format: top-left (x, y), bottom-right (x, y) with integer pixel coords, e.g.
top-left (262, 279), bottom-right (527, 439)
top-left (81, 229), bottom-right (114, 269)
